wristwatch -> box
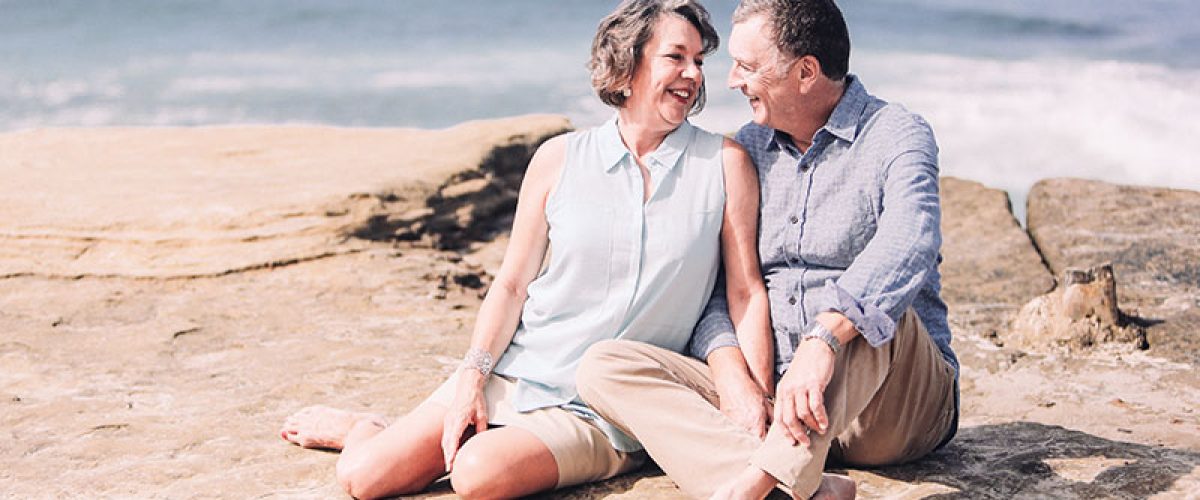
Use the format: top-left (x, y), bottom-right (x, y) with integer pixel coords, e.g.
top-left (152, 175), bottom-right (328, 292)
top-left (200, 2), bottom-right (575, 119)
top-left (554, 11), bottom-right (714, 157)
top-left (802, 322), bottom-right (840, 356)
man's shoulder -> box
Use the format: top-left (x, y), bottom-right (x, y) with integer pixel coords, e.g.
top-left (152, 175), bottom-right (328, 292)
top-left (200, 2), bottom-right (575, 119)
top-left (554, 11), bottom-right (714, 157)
top-left (859, 101), bottom-right (936, 148)
top-left (732, 122), bottom-right (774, 152)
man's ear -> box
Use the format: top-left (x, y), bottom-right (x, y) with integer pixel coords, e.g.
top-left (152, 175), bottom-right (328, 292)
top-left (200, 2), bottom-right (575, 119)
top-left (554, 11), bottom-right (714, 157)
top-left (796, 55), bottom-right (822, 92)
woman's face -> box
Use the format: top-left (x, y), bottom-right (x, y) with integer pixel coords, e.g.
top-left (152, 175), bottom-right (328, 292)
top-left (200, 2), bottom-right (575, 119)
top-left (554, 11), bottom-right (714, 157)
top-left (624, 15), bottom-right (705, 129)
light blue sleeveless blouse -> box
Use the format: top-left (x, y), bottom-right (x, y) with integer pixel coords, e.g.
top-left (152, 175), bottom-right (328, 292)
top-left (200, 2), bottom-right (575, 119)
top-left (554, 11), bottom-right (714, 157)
top-left (492, 116), bottom-right (726, 451)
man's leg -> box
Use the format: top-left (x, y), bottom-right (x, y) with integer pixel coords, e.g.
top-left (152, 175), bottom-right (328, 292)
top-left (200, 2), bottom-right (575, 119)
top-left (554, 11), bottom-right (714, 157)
top-left (580, 310), bottom-right (955, 498)
top-left (750, 309), bottom-right (955, 496)
top-left (577, 339), bottom-right (763, 498)
top-left (829, 311), bottom-right (957, 467)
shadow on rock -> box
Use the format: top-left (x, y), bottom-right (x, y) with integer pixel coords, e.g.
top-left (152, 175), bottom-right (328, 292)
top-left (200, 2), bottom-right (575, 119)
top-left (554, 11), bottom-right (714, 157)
top-left (866, 421), bottom-right (1200, 499)
top-left (350, 141), bottom-right (551, 250)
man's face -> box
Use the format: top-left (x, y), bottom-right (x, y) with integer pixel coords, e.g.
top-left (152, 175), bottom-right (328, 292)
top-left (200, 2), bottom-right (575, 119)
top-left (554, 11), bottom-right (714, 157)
top-left (727, 15), bottom-right (801, 130)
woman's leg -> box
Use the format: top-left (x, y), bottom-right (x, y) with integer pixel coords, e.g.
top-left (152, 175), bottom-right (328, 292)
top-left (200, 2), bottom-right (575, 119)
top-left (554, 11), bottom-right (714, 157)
top-left (449, 426), bottom-right (559, 499)
top-left (334, 401), bottom-right (449, 500)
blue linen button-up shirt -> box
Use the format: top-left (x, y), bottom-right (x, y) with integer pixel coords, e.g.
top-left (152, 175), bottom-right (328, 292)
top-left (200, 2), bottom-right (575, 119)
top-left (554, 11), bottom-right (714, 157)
top-left (689, 75), bottom-right (959, 377)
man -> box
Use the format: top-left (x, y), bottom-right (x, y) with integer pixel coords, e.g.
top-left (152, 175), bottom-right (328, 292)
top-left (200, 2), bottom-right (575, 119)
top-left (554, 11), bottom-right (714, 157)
top-left (576, 0), bottom-right (959, 498)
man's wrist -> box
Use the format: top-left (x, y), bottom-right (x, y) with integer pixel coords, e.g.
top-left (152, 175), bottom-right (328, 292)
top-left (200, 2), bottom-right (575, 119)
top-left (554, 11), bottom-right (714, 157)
top-left (802, 322), bottom-right (840, 356)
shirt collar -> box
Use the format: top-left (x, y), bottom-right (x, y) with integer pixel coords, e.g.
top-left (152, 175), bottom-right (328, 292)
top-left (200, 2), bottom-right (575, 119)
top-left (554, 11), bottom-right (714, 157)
top-left (823, 74), bottom-right (868, 143)
top-left (598, 115), bottom-right (694, 173)
top-left (767, 74), bottom-right (869, 154)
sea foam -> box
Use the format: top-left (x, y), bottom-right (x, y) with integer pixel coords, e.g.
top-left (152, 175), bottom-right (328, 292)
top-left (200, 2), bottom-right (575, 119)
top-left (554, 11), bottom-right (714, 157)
top-left (574, 51), bottom-right (1200, 221)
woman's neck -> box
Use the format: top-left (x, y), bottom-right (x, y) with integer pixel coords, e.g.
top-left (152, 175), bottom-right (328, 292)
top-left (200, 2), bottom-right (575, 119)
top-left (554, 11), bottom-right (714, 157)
top-left (615, 109), bottom-right (674, 159)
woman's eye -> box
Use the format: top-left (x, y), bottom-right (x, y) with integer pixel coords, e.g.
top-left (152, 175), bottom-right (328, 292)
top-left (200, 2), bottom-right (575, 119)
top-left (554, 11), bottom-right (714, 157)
top-left (665, 54), bottom-right (683, 61)
top-left (694, 59), bottom-right (704, 67)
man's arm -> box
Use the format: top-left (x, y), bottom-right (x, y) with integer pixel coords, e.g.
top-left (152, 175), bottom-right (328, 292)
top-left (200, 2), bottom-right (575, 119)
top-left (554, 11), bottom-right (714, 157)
top-left (772, 115), bottom-right (942, 445)
top-left (688, 276), bottom-right (740, 359)
top-left (820, 115), bottom-right (941, 347)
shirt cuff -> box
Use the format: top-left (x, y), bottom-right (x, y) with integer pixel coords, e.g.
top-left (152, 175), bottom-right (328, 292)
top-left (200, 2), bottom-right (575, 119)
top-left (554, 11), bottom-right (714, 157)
top-left (689, 318), bottom-right (740, 360)
top-left (821, 279), bottom-right (896, 347)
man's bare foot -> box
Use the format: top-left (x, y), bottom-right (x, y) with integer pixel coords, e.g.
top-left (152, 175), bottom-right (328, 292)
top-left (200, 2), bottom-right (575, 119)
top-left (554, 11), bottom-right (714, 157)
top-left (279, 405), bottom-right (387, 450)
top-left (811, 473), bottom-right (855, 500)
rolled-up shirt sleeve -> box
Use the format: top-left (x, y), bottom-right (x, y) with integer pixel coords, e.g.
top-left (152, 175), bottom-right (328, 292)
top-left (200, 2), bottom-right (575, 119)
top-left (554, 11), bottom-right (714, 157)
top-left (688, 273), bottom-right (740, 360)
top-left (820, 119), bottom-right (942, 347)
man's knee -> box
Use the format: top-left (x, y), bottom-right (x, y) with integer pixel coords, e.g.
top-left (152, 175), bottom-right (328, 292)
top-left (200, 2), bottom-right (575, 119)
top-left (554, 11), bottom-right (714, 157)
top-left (576, 339), bottom-right (641, 400)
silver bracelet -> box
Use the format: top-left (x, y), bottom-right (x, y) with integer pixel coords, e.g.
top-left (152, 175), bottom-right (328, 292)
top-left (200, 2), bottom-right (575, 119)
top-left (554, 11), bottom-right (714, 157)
top-left (802, 322), bottom-right (841, 356)
top-left (460, 348), bottom-right (494, 377)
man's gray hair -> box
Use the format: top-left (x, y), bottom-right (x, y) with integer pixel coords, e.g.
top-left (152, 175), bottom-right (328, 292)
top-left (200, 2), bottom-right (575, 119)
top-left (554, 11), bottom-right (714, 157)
top-left (588, 0), bottom-right (720, 113)
top-left (733, 0), bottom-right (851, 80)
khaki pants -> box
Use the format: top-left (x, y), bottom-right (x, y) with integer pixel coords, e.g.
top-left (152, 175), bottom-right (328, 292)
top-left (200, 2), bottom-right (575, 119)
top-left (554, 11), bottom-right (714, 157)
top-left (576, 310), bottom-right (957, 498)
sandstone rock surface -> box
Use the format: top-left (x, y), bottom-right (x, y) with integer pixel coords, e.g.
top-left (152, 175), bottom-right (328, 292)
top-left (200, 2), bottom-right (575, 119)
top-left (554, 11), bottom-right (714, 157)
top-left (939, 177), bottom-right (1055, 337)
top-left (940, 177), bottom-right (1055, 306)
top-left (0, 115), bottom-right (571, 278)
top-left (2, 130), bottom-right (1198, 498)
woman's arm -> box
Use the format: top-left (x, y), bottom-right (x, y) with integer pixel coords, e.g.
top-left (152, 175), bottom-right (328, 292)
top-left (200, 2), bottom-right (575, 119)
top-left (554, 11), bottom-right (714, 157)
top-left (718, 138), bottom-right (773, 392)
top-left (705, 138), bottom-right (774, 438)
top-left (441, 134), bottom-right (566, 468)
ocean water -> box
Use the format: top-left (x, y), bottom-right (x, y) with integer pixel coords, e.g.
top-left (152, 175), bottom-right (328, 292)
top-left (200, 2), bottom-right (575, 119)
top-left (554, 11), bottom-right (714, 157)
top-left (3, 0), bottom-right (1198, 216)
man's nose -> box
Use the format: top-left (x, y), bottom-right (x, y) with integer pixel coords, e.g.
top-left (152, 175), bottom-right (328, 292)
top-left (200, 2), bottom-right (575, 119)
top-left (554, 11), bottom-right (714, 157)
top-left (727, 65), bottom-right (743, 89)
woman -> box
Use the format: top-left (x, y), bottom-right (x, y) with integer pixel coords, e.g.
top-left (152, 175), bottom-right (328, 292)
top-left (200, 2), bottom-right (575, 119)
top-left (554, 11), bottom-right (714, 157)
top-left (280, 1), bottom-right (773, 498)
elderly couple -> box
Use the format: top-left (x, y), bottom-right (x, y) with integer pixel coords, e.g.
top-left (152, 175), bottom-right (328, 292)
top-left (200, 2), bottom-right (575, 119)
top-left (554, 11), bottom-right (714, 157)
top-left (280, 0), bottom-right (958, 498)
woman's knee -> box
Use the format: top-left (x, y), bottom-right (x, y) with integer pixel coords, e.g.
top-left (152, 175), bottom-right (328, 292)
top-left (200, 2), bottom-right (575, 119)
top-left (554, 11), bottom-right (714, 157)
top-left (448, 442), bottom-right (505, 499)
top-left (449, 431), bottom-right (558, 499)
top-left (335, 450), bottom-right (420, 499)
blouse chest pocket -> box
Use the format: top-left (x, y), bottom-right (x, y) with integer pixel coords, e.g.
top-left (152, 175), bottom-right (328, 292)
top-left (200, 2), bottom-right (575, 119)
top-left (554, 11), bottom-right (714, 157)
top-left (644, 207), bottom-right (722, 264)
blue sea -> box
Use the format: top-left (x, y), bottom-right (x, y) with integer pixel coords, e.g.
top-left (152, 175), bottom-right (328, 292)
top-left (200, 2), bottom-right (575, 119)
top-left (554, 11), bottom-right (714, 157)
top-left (3, 0), bottom-right (1199, 214)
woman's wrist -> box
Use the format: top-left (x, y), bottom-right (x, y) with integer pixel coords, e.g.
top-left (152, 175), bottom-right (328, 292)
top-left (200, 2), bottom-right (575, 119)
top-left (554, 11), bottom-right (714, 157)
top-left (460, 347), bottom-right (494, 377)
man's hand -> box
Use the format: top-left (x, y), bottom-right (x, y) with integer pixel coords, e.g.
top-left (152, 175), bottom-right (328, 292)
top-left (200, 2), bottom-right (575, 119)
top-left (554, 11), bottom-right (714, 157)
top-left (773, 338), bottom-right (836, 446)
top-left (714, 366), bottom-right (772, 439)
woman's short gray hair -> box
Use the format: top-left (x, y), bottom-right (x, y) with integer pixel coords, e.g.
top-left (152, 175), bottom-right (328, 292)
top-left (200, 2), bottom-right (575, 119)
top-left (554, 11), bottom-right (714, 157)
top-left (588, 0), bottom-right (719, 113)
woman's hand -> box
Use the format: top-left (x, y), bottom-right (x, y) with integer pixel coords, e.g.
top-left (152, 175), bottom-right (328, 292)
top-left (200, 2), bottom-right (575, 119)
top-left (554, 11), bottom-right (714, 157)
top-left (440, 370), bottom-right (489, 470)
top-left (708, 346), bottom-right (771, 439)
top-left (714, 367), bottom-right (772, 439)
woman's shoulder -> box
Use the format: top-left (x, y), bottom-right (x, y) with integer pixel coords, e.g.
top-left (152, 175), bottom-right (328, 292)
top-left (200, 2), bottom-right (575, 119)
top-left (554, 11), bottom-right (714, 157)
top-left (676, 122), bottom-right (725, 162)
top-left (684, 124), bottom-right (750, 163)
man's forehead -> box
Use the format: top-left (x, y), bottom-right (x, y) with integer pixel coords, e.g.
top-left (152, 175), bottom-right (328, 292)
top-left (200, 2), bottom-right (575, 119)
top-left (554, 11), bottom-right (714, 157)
top-left (729, 21), bottom-right (772, 61)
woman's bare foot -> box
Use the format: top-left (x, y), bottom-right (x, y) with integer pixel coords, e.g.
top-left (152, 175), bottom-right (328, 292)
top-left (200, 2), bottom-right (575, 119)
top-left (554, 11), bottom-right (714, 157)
top-left (811, 473), bottom-right (855, 500)
top-left (279, 405), bottom-right (388, 450)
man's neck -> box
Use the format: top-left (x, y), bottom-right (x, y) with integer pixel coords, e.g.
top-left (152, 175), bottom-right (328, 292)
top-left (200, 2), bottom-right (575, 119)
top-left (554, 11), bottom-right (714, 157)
top-left (778, 78), bottom-right (847, 154)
